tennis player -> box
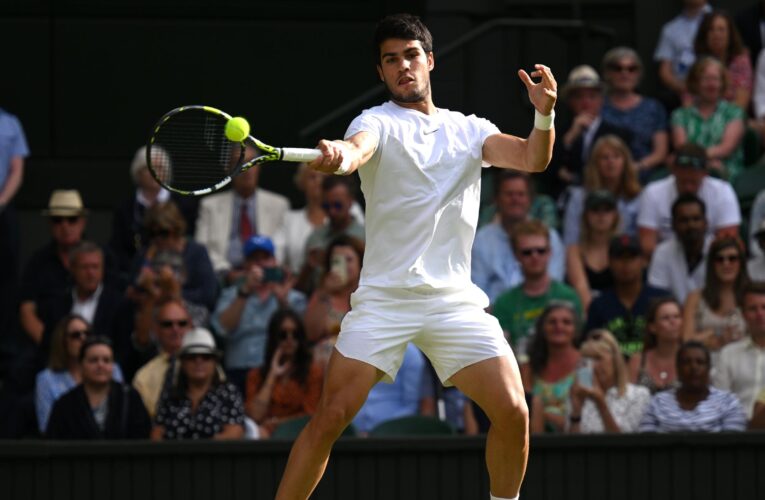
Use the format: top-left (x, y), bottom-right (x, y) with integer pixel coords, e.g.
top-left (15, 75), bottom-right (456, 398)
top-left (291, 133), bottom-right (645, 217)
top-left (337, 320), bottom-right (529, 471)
top-left (276, 14), bottom-right (556, 500)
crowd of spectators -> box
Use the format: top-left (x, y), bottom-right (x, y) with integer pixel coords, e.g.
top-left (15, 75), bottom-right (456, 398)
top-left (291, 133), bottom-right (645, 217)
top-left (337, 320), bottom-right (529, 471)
top-left (5, 0), bottom-right (765, 441)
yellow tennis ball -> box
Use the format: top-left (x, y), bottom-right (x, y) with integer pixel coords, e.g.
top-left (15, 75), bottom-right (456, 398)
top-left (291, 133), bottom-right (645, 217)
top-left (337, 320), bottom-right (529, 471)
top-left (225, 117), bottom-right (250, 142)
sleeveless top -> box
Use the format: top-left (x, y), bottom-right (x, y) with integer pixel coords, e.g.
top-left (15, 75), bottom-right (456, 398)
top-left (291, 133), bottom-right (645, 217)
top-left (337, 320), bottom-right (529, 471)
top-left (533, 371), bottom-right (576, 433)
top-left (583, 259), bottom-right (614, 292)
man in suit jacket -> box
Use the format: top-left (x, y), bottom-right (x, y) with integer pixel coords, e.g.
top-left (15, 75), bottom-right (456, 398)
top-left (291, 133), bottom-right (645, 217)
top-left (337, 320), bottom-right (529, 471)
top-left (195, 145), bottom-right (290, 283)
top-left (40, 241), bottom-right (130, 364)
top-left (543, 65), bottom-right (632, 198)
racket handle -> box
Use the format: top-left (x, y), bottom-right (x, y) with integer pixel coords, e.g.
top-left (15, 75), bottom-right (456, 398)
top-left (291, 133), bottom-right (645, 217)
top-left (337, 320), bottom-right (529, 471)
top-left (281, 148), bottom-right (322, 163)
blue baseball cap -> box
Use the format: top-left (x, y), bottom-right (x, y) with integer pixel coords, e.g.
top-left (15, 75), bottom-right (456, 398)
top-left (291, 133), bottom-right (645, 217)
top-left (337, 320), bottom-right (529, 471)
top-left (243, 235), bottom-right (275, 257)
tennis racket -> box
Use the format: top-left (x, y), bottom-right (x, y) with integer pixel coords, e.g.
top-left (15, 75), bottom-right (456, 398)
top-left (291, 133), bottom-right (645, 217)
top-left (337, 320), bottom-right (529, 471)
top-left (146, 105), bottom-right (322, 196)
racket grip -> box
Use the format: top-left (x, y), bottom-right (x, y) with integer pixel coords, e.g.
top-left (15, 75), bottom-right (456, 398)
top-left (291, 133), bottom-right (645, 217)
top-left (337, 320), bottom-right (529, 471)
top-left (281, 148), bottom-right (322, 163)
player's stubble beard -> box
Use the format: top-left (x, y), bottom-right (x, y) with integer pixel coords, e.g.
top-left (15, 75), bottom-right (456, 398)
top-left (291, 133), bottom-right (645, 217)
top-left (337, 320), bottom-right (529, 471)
top-left (387, 80), bottom-right (431, 105)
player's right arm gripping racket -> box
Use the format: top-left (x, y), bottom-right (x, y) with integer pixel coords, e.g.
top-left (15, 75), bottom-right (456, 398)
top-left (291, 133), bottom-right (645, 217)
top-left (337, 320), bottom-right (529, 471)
top-left (146, 105), bottom-right (323, 196)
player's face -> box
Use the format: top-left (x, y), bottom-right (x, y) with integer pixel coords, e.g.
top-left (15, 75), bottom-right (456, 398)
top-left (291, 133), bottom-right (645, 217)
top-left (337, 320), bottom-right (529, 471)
top-left (377, 39), bottom-right (434, 105)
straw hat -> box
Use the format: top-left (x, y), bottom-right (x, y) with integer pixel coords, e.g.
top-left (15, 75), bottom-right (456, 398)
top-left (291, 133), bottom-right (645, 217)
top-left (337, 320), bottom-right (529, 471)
top-left (41, 190), bottom-right (87, 217)
top-left (562, 65), bottom-right (604, 98)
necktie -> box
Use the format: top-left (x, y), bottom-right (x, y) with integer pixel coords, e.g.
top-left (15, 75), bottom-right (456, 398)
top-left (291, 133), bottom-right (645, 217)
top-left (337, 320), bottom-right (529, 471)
top-left (240, 202), bottom-right (254, 241)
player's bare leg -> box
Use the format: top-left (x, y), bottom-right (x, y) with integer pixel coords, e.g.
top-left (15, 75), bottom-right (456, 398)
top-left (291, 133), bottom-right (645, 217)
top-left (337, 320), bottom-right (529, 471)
top-left (275, 349), bottom-right (383, 500)
top-left (449, 355), bottom-right (529, 498)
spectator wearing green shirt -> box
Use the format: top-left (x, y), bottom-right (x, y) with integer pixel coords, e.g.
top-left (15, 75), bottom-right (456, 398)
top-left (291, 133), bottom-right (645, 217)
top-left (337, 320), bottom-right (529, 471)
top-left (491, 220), bottom-right (583, 365)
top-left (671, 56), bottom-right (745, 182)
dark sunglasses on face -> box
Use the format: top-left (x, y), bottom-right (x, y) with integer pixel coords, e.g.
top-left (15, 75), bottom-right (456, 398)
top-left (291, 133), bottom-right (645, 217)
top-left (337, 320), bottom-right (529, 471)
top-left (159, 319), bottom-right (189, 329)
top-left (519, 247), bottom-right (548, 257)
top-left (608, 63), bottom-right (639, 73)
top-left (279, 329), bottom-right (297, 341)
top-left (182, 353), bottom-right (215, 361)
top-left (67, 329), bottom-right (91, 340)
top-left (321, 202), bottom-right (345, 212)
top-left (150, 228), bottom-right (172, 239)
top-left (714, 254), bottom-right (740, 264)
top-left (51, 216), bottom-right (80, 225)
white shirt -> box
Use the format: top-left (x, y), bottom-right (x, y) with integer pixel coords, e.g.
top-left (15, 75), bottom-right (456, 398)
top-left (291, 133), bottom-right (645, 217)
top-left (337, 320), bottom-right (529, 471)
top-left (637, 175), bottom-right (741, 243)
top-left (575, 384), bottom-right (651, 434)
top-left (647, 234), bottom-right (710, 304)
top-left (71, 284), bottom-right (103, 324)
top-left (345, 101), bottom-right (499, 289)
top-left (714, 336), bottom-right (765, 418)
top-left (273, 204), bottom-right (366, 273)
top-left (754, 48), bottom-right (765, 119)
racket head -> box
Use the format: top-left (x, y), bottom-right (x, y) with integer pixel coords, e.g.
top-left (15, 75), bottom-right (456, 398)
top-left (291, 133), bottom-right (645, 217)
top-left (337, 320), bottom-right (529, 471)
top-left (146, 105), bottom-right (247, 196)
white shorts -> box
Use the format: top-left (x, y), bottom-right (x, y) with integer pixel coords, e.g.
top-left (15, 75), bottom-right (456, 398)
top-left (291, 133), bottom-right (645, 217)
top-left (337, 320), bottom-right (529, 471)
top-left (335, 284), bottom-right (513, 385)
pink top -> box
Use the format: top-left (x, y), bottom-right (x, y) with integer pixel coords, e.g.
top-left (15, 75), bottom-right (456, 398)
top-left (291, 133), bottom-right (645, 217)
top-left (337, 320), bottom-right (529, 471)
top-left (726, 53), bottom-right (753, 102)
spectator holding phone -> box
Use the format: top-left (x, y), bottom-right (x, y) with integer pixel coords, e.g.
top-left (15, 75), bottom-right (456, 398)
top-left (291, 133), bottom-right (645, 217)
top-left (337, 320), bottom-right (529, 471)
top-left (567, 330), bottom-right (650, 434)
top-left (304, 236), bottom-right (364, 350)
top-left (211, 235), bottom-right (306, 393)
top-left (245, 309), bottom-right (323, 438)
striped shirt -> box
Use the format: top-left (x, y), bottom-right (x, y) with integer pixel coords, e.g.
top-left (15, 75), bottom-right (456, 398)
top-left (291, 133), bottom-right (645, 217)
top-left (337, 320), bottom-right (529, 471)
top-left (639, 387), bottom-right (746, 433)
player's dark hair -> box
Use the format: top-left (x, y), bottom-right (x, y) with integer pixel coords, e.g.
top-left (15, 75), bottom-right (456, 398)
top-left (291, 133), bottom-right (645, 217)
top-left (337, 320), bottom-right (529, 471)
top-left (671, 193), bottom-right (706, 220)
top-left (373, 13), bottom-right (433, 64)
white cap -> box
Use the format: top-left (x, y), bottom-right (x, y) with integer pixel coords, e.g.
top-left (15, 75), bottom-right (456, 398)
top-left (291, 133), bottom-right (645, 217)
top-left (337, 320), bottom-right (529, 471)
top-left (179, 327), bottom-right (218, 357)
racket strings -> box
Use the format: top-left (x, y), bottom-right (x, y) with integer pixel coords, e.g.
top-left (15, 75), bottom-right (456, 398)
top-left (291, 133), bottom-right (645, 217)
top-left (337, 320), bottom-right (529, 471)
top-left (149, 109), bottom-right (244, 192)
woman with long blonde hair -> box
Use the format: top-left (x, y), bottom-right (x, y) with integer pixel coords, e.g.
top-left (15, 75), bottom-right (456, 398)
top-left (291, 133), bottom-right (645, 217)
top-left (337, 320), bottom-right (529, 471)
top-left (562, 135), bottom-right (641, 246)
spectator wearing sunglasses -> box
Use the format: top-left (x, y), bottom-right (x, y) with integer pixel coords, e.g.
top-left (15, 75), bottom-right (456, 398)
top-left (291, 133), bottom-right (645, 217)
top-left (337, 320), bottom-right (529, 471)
top-left (19, 190), bottom-right (118, 358)
top-left (127, 201), bottom-right (217, 329)
top-left (212, 235), bottom-right (306, 394)
top-left (272, 164), bottom-right (365, 275)
top-left (152, 327), bottom-right (245, 440)
top-left (35, 314), bottom-right (125, 434)
top-left (491, 220), bottom-right (582, 368)
top-left (245, 309), bottom-right (323, 438)
top-left (46, 336), bottom-right (148, 440)
top-left (601, 47), bottom-right (669, 181)
top-left (132, 298), bottom-right (192, 418)
top-left (683, 237), bottom-right (748, 365)
top-left (297, 176), bottom-right (365, 295)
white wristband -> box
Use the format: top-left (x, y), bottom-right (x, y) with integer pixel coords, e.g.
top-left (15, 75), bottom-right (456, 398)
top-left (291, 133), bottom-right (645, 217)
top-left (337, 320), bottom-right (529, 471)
top-left (534, 109), bottom-right (555, 131)
top-left (333, 158), bottom-right (352, 175)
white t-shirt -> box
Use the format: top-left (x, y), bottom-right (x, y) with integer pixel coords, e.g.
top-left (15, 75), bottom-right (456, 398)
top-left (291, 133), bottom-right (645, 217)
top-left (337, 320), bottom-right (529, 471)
top-left (647, 234), bottom-right (710, 304)
top-left (637, 175), bottom-right (741, 242)
top-left (345, 101), bottom-right (499, 289)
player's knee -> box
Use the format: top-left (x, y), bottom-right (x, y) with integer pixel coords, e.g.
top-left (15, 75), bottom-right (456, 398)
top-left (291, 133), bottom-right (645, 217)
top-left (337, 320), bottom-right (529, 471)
top-left (311, 403), bottom-right (354, 438)
top-left (488, 388), bottom-right (529, 432)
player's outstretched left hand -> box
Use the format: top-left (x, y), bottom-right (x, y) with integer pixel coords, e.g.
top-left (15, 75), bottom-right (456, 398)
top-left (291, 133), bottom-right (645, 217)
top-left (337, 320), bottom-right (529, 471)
top-left (518, 64), bottom-right (557, 116)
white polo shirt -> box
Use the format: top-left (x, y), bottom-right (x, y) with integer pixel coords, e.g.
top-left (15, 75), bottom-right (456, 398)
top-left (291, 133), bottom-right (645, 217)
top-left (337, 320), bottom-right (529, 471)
top-left (647, 234), bottom-right (710, 303)
top-left (345, 101), bottom-right (499, 289)
top-left (637, 175), bottom-right (741, 243)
